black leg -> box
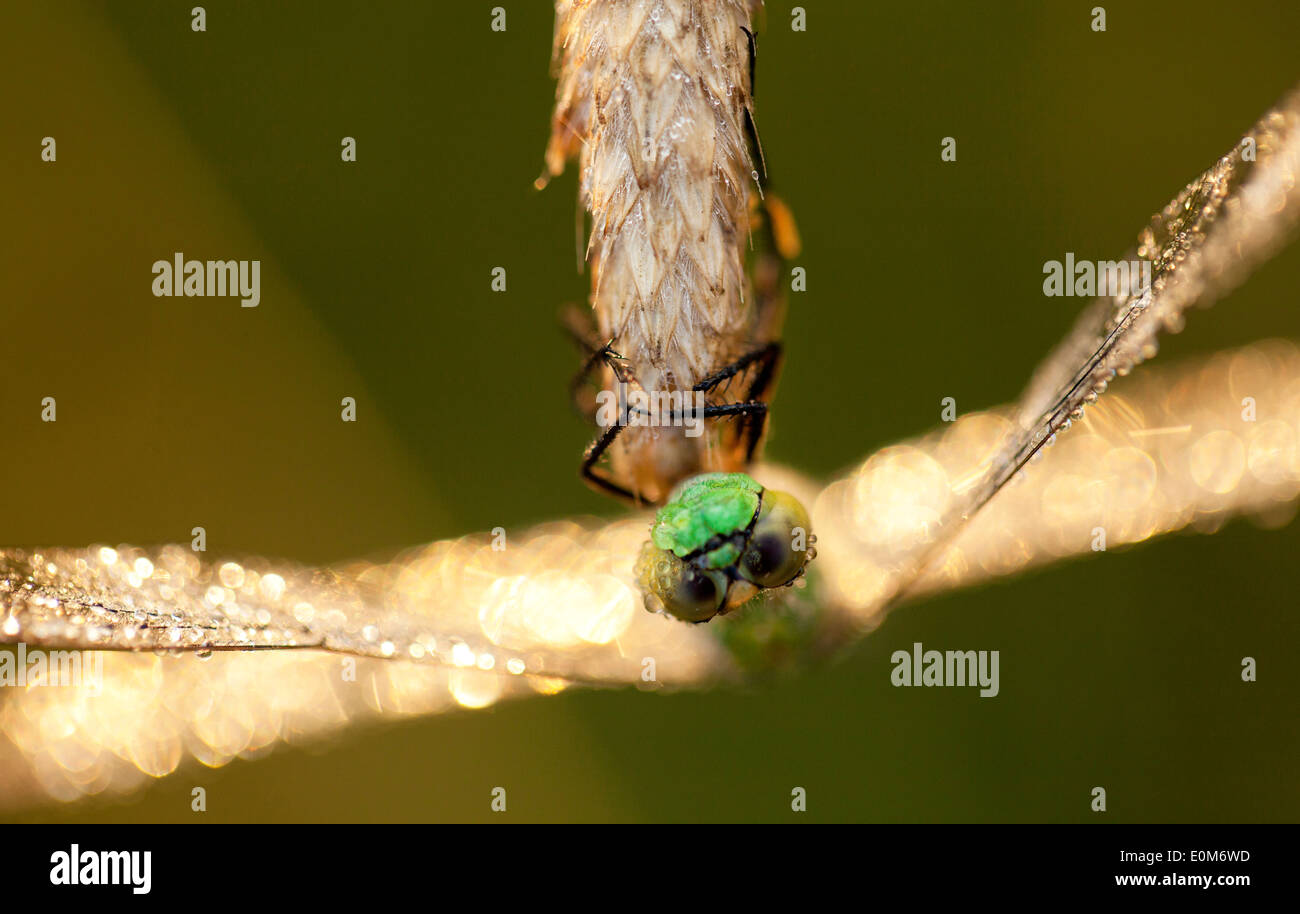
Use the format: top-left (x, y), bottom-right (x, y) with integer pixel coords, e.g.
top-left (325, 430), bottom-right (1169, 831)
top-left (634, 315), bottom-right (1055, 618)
top-left (563, 305), bottom-right (634, 418)
top-left (580, 344), bottom-right (782, 503)
top-left (740, 27), bottom-right (766, 182)
top-left (638, 398), bottom-right (773, 465)
top-left (581, 420), bottom-right (644, 504)
top-left (705, 400), bottom-right (770, 463)
top-left (738, 403), bottom-right (769, 464)
top-left (703, 401), bottom-right (768, 421)
top-left (568, 340), bottom-right (629, 418)
top-left (741, 341), bottom-right (782, 402)
top-left (743, 109), bottom-right (766, 185)
top-left (566, 305), bottom-right (646, 501)
top-left (742, 26), bottom-right (757, 98)
top-left (693, 342), bottom-right (782, 396)
top-left (738, 344), bottom-right (783, 461)
top-left (580, 383), bottom-right (644, 504)
top-left (693, 344), bottom-right (783, 463)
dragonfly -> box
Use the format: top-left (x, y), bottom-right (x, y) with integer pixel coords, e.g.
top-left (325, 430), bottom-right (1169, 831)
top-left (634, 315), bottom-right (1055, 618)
top-left (3, 24), bottom-right (1300, 809)
top-left (542, 0), bottom-right (814, 620)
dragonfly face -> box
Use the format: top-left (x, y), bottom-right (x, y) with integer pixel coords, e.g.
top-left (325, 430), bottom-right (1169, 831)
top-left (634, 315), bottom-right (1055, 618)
top-left (636, 472), bottom-right (814, 622)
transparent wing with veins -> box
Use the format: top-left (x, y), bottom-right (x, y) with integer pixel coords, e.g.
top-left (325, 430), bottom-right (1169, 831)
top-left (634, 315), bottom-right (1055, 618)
top-left (1006, 92), bottom-right (1300, 507)
top-left (814, 85), bottom-right (1300, 618)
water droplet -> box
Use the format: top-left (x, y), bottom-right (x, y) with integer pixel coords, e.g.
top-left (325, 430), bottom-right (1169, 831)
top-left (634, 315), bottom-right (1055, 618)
top-left (218, 562), bottom-right (245, 588)
top-left (260, 573), bottom-right (286, 601)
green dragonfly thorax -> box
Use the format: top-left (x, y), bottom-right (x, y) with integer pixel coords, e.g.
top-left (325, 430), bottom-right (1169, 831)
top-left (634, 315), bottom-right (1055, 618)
top-left (650, 472), bottom-right (762, 558)
top-left (637, 472), bottom-right (814, 623)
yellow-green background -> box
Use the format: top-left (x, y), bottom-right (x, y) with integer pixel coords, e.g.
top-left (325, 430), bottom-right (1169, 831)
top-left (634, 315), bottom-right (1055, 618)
top-left (2, 0), bottom-right (1298, 822)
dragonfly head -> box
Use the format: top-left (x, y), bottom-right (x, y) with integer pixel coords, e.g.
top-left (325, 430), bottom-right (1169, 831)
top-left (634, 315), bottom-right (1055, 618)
top-left (636, 473), bottom-right (814, 622)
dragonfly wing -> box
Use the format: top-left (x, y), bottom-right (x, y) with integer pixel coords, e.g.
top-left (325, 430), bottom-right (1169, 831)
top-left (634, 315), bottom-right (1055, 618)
top-left (0, 523), bottom-right (735, 806)
top-left (1, 515), bottom-right (745, 807)
top-left (810, 339), bottom-right (1300, 621)
top-left (0, 522), bottom-right (733, 690)
top-left (810, 85), bottom-right (1300, 626)
top-left (1003, 87), bottom-right (1300, 508)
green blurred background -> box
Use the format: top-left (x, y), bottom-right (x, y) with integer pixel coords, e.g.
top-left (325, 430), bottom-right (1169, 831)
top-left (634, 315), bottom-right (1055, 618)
top-left (2, 0), bottom-right (1298, 822)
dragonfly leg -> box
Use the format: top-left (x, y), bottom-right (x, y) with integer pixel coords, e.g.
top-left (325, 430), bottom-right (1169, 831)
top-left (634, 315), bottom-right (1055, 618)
top-left (650, 394), bottom-right (773, 462)
top-left (740, 26), bottom-right (765, 183)
top-left (569, 340), bottom-right (628, 418)
top-left (693, 342), bottom-right (782, 396)
top-left (580, 421), bottom-right (645, 504)
top-left (563, 305), bottom-right (633, 418)
top-left (561, 302), bottom-right (603, 354)
top-left (582, 392), bottom-right (773, 504)
top-left (740, 341), bottom-right (783, 402)
top-left (581, 377), bottom-right (644, 505)
top-left (581, 343), bottom-right (780, 502)
top-left (691, 343), bottom-right (783, 462)
top-left (738, 343), bottom-right (783, 461)
top-left (703, 400), bottom-right (770, 463)
top-left (742, 25), bottom-right (757, 100)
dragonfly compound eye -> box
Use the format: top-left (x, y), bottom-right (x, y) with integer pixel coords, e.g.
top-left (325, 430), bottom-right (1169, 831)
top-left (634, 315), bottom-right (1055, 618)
top-left (666, 563), bottom-right (728, 623)
top-left (636, 542), bottom-right (727, 623)
top-left (739, 489), bottom-right (813, 589)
